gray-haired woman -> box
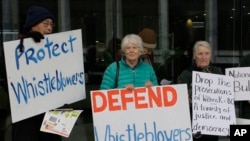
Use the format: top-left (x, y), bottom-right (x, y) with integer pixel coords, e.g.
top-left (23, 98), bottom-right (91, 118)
top-left (100, 34), bottom-right (158, 90)
top-left (177, 40), bottom-right (222, 141)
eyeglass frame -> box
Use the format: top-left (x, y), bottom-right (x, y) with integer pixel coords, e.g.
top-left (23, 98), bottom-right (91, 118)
top-left (42, 21), bottom-right (55, 28)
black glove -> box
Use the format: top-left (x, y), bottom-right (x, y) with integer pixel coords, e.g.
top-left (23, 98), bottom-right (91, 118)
top-left (18, 37), bottom-right (25, 52)
top-left (25, 31), bottom-right (44, 42)
top-left (59, 104), bottom-right (72, 109)
top-left (17, 31), bottom-right (44, 52)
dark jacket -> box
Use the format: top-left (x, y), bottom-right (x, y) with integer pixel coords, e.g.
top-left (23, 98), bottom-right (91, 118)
top-left (177, 65), bottom-right (223, 90)
top-left (177, 64), bottom-right (222, 141)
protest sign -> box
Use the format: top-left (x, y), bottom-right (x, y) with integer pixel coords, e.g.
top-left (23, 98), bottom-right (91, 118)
top-left (192, 71), bottom-right (236, 136)
top-left (3, 29), bottom-right (86, 123)
top-left (225, 67), bottom-right (250, 101)
top-left (91, 84), bottom-right (193, 141)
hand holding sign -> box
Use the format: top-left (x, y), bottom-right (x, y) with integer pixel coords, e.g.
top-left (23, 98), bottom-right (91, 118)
top-left (4, 29), bottom-right (86, 123)
top-left (192, 71), bottom-right (236, 136)
top-left (26, 31), bottom-right (44, 42)
top-left (91, 85), bottom-right (193, 141)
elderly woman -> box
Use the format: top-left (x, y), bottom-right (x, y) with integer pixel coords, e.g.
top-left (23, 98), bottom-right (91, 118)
top-left (177, 40), bottom-right (222, 89)
top-left (100, 34), bottom-right (158, 90)
top-left (12, 6), bottom-right (62, 141)
top-left (177, 40), bottom-right (222, 141)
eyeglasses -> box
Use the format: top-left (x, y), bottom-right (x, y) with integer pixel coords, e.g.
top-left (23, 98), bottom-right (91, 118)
top-left (42, 22), bottom-right (55, 28)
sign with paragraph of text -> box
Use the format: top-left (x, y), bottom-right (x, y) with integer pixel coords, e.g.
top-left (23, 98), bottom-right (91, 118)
top-left (4, 29), bottom-right (86, 123)
top-left (225, 67), bottom-right (250, 101)
top-left (91, 84), bottom-right (193, 141)
top-left (192, 71), bottom-right (236, 136)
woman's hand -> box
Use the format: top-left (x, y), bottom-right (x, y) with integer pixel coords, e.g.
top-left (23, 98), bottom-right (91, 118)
top-left (145, 81), bottom-right (153, 87)
top-left (125, 81), bottom-right (152, 91)
top-left (125, 84), bottom-right (134, 91)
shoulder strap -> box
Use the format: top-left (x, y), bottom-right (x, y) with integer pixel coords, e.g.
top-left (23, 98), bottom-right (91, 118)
top-left (115, 61), bottom-right (120, 88)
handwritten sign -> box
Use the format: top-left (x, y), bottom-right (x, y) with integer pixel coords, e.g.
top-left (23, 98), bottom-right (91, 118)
top-left (192, 71), bottom-right (236, 136)
top-left (3, 29), bottom-right (86, 123)
top-left (91, 84), bottom-right (193, 141)
top-left (225, 67), bottom-right (250, 101)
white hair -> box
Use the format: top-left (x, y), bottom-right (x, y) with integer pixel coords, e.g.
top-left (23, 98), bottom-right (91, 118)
top-left (121, 34), bottom-right (144, 54)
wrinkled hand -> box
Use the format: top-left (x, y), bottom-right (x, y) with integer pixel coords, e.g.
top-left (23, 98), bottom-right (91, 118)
top-left (125, 81), bottom-right (152, 91)
top-left (25, 31), bottom-right (44, 42)
top-left (193, 131), bottom-right (202, 139)
top-left (188, 89), bottom-right (192, 103)
top-left (145, 81), bottom-right (153, 87)
top-left (160, 79), bottom-right (172, 85)
top-left (125, 84), bottom-right (134, 91)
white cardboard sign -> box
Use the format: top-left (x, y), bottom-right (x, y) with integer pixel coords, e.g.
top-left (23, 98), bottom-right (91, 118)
top-left (91, 84), bottom-right (193, 141)
top-left (225, 67), bottom-right (250, 101)
top-left (192, 71), bottom-right (236, 136)
top-left (4, 29), bottom-right (86, 123)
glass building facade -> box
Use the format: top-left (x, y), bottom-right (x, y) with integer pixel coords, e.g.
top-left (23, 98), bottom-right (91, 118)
top-left (0, 0), bottom-right (249, 140)
top-left (1, 0), bottom-right (249, 81)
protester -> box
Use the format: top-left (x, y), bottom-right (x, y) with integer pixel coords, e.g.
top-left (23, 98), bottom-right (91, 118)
top-left (12, 6), bottom-right (61, 141)
top-left (100, 34), bottom-right (158, 90)
top-left (115, 28), bottom-right (157, 65)
top-left (177, 40), bottom-right (222, 141)
top-left (138, 28), bottom-right (173, 85)
top-left (138, 28), bottom-right (157, 65)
